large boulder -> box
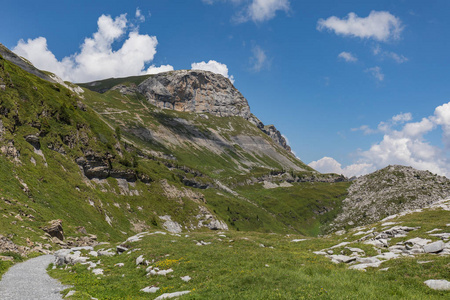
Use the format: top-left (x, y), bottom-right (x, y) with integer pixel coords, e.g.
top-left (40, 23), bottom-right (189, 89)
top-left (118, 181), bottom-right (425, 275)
top-left (41, 219), bottom-right (64, 241)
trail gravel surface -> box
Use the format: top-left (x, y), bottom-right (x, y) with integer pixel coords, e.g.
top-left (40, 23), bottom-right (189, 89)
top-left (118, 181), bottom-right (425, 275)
top-left (0, 255), bottom-right (68, 300)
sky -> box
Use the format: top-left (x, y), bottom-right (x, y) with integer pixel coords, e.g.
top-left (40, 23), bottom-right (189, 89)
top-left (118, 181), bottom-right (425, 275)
top-left (3, 0), bottom-right (450, 177)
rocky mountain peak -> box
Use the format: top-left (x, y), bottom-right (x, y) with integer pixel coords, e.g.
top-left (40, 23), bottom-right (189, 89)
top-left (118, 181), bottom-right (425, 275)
top-left (138, 70), bottom-right (251, 119)
top-left (137, 70), bottom-right (292, 152)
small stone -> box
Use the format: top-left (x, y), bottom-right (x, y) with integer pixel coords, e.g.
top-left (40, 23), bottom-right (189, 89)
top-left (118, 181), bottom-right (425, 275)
top-left (181, 275), bottom-right (191, 282)
top-left (424, 279), bottom-right (450, 290)
top-left (116, 245), bottom-right (128, 253)
top-left (136, 255), bottom-right (145, 265)
top-left (92, 268), bottom-right (103, 275)
top-left (115, 263), bottom-right (125, 267)
top-left (155, 291), bottom-right (191, 300)
top-left (141, 286), bottom-right (160, 293)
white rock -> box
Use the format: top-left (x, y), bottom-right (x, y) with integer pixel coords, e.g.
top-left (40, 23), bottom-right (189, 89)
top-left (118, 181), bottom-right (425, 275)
top-left (426, 228), bottom-right (442, 233)
top-left (429, 232), bottom-right (450, 239)
top-left (115, 263), bottom-right (125, 267)
top-left (89, 251), bottom-right (98, 257)
top-left (407, 237), bottom-right (431, 246)
top-left (424, 279), bottom-right (450, 290)
top-left (329, 242), bottom-right (350, 249)
top-left (379, 267), bottom-right (389, 271)
top-left (329, 255), bottom-right (356, 263)
top-left (356, 257), bottom-right (381, 264)
top-left (92, 268), bottom-right (103, 275)
top-left (136, 255), bottom-right (145, 265)
top-left (149, 268), bottom-right (173, 276)
top-left (155, 291), bottom-right (191, 300)
top-left (181, 275), bottom-right (191, 282)
top-left (141, 286), bottom-right (160, 293)
top-left (424, 241), bottom-right (445, 253)
top-left (349, 262), bottom-right (381, 271)
top-left (291, 239), bottom-right (307, 242)
top-left (376, 252), bottom-right (399, 260)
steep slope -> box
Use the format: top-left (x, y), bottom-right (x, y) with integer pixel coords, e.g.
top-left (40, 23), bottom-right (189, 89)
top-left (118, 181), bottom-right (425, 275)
top-left (0, 44), bottom-right (352, 262)
top-left (329, 165), bottom-right (450, 231)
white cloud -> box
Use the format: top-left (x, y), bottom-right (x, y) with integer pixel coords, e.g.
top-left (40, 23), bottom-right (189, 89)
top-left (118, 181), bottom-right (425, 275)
top-left (365, 66), bottom-right (384, 81)
top-left (317, 11), bottom-right (403, 42)
top-left (385, 51), bottom-right (408, 63)
top-left (145, 64), bottom-right (174, 74)
top-left (308, 157), bottom-right (375, 177)
top-left (351, 125), bottom-right (377, 135)
top-left (313, 103), bottom-right (450, 178)
top-left (135, 8), bottom-right (146, 22)
top-left (373, 45), bottom-right (408, 63)
top-left (338, 51), bottom-right (357, 62)
top-left (13, 13), bottom-right (173, 83)
top-left (250, 45), bottom-right (268, 71)
top-left (191, 60), bottom-right (235, 84)
top-left (392, 112), bottom-right (412, 123)
top-left (243, 0), bottom-right (290, 23)
top-left (204, 0), bottom-right (290, 23)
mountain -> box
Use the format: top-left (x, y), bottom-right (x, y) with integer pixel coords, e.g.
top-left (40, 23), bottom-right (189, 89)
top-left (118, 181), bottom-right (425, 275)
top-left (1, 43), bottom-right (449, 299)
top-left (0, 43), bottom-right (352, 259)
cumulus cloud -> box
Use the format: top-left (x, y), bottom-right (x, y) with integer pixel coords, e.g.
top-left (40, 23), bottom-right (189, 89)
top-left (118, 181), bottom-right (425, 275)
top-left (13, 13), bottom-right (173, 83)
top-left (309, 157), bottom-right (375, 177)
top-left (365, 66), bottom-right (384, 81)
top-left (250, 45), bottom-right (268, 71)
top-left (191, 60), bottom-right (235, 83)
top-left (312, 102), bottom-right (450, 178)
top-left (338, 51), bottom-right (357, 62)
top-left (317, 11), bottom-right (403, 42)
top-left (204, 0), bottom-right (290, 23)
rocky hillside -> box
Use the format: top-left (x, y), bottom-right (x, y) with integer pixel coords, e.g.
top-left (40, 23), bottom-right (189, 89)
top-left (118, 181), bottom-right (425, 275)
top-left (329, 165), bottom-right (450, 231)
top-left (0, 42), bottom-right (356, 263)
top-left (81, 70), bottom-right (292, 152)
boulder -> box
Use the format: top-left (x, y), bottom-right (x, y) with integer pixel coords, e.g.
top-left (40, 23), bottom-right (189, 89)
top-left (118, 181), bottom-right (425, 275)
top-left (41, 219), bottom-right (64, 241)
top-left (423, 241), bottom-right (445, 253)
top-left (424, 279), bottom-right (450, 290)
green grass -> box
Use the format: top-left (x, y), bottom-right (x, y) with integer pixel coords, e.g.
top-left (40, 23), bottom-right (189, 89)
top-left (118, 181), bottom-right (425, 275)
top-left (78, 75), bottom-right (153, 93)
top-left (49, 228), bottom-right (449, 299)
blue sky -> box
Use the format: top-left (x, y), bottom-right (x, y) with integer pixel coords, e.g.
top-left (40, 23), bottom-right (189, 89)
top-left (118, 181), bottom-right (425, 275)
top-left (3, 0), bottom-right (450, 177)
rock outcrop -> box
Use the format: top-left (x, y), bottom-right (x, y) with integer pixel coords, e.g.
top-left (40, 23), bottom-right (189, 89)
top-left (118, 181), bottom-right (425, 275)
top-left (330, 165), bottom-right (450, 230)
top-left (138, 70), bottom-right (251, 119)
top-left (137, 70), bottom-right (291, 152)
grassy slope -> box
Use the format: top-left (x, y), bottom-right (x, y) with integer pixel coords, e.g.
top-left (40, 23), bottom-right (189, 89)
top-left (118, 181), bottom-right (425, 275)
top-left (77, 75), bottom-right (152, 93)
top-left (0, 54), bottom-right (350, 260)
top-left (49, 204), bottom-right (449, 299)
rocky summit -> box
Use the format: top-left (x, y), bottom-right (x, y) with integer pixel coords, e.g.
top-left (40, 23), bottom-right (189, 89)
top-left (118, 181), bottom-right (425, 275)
top-left (138, 70), bottom-right (251, 119)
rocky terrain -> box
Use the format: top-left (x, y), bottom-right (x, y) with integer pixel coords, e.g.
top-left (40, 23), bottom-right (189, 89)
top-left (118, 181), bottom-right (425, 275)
top-left (329, 165), bottom-right (450, 231)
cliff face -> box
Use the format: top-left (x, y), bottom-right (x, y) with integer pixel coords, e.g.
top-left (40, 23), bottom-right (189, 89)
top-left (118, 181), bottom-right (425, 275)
top-left (137, 70), bottom-right (291, 152)
top-left (138, 70), bottom-right (251, 119)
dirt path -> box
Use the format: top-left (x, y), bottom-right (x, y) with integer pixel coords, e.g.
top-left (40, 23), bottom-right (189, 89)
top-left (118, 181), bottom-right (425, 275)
top-left (0, 255), bottom-right (68, 300)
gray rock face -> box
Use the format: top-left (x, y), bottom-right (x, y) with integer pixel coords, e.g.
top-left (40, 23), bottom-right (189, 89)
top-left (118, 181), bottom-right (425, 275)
top-left (138, 70), bottom-right (251, 119)
top-left (423, 241), bottom-right (445, 253)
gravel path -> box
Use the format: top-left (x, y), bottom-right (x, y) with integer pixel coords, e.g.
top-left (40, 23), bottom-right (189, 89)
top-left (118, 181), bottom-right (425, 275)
top-left (0, 255), bottom-right (68, 300)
